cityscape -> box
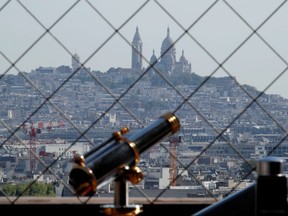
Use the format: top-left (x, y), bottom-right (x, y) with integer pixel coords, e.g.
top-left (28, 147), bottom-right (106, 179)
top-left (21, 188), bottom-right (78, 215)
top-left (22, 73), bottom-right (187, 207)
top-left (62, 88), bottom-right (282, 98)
top-left (1, 27), bottom-right (288, 199)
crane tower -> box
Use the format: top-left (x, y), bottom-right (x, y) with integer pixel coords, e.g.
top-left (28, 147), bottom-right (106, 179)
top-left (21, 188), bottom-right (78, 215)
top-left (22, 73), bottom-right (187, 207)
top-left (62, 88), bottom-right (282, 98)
top-left (29, 123), bottom-right (37, 173)
top-left (169, 135), bottom-right (181, 186)
top-left (22, 122), bottom-right (37, 173)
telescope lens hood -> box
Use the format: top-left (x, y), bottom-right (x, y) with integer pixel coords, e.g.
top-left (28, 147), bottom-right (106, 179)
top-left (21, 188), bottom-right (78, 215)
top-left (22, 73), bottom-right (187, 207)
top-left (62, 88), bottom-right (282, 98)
top-left (69, 163), bottom-right (97, 196)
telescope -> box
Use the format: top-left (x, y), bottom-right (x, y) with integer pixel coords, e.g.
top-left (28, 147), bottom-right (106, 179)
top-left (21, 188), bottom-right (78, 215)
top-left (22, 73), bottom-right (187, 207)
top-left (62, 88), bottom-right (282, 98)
top-left (68, 112), bottom-right (180, 215)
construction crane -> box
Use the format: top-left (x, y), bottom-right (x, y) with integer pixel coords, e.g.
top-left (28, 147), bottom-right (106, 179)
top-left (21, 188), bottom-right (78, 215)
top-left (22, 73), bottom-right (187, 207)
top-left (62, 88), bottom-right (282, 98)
top-left (36, 118), bottom-right (65, 131)
top-left (29, 122), bottom-right (37, 173)
top-left (22, 119), bottom-right (63, 173)
top-left (21, 122), bottom-right (38, 173)
top-left (169, 135), bottom-right (181, 186)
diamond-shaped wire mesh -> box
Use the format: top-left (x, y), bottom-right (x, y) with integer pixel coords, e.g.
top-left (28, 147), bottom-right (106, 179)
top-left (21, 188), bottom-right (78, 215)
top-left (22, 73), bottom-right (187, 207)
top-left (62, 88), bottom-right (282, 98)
top-left (1, 0), bottom-right (288, 205)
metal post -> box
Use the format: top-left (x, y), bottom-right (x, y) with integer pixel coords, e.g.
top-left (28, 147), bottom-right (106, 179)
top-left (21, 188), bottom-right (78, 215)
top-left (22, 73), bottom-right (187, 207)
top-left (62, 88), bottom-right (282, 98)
top-left (114, 178), bottom-right (129, 207)
top-left (255, 156), bottom-right (287, 216)
top-left (100, 177), bottom-right (143, 216)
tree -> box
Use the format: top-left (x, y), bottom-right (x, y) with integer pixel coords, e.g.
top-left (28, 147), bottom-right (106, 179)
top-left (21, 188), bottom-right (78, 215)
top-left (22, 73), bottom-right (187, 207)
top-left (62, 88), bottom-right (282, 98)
top-left (16, 184), bottom-right (29, 196)
top-left (2, 184), bottom-right (16, 196)
top-left (1, 182), bottom-right (56, 197)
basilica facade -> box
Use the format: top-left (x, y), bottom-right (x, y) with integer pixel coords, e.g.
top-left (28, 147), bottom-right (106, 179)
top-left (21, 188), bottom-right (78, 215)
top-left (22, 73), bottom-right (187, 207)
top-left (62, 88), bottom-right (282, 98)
top-left (131, 27), bottom-right (192, 74)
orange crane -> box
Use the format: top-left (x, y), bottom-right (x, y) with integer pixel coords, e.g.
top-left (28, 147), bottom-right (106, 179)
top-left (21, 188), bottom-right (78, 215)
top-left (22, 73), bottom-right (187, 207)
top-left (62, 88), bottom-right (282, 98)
top-left (29, 122), bottom-right (37, 173)
top-left (22, 122), bottom-right (37, 173)
top-left (169, 135), bottom-right (181, 186)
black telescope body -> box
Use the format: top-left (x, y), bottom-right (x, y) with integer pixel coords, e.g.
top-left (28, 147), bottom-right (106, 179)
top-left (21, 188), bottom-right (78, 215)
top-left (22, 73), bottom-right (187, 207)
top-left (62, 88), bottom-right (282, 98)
top-left (69, 112), bottom-right (180, 196)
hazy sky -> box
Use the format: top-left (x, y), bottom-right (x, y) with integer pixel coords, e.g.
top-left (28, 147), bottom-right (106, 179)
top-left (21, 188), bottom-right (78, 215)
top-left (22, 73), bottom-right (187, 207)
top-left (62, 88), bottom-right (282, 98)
top-left (2, 0), bottom-right (288, 98)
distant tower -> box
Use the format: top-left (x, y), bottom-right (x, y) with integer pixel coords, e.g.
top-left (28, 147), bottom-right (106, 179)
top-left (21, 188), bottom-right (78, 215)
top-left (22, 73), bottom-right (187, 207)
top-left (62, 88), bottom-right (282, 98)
top-left (72, 53), bottom-right (81, 72)
top-left (131, 26), bottom-right (143, 70)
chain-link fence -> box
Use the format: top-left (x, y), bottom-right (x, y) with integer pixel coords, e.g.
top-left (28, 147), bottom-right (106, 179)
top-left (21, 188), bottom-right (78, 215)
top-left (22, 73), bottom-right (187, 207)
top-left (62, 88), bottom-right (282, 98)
top-left (1, 0), bottom-right (288, 205)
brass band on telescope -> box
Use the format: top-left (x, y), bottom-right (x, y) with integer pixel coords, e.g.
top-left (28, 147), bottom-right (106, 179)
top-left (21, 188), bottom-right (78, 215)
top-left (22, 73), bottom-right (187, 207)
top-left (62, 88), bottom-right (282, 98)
top-left (121, 137), bottom-right (140, 165)
top-left (161, 112), bottom-right (180, 134)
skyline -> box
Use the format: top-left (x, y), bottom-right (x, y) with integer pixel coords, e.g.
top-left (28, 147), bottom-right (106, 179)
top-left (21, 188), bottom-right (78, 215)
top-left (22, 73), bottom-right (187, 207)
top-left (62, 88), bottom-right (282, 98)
top-left (1, 1), bottom-right (288, 98)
